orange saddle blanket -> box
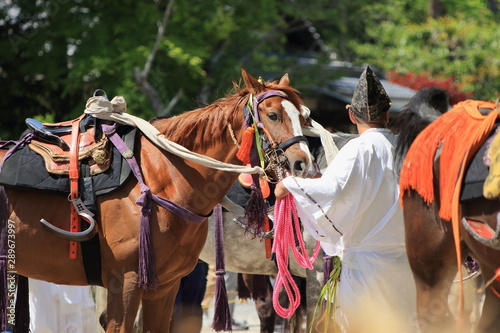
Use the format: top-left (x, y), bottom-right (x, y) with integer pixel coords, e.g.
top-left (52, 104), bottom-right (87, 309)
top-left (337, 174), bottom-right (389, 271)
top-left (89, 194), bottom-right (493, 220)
top-left (399, 100), bottom-right (498, 221)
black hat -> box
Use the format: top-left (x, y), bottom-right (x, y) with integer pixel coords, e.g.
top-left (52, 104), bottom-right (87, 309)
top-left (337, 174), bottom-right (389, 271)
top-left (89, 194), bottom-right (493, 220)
top-left (347, 66), bottom-right (392, 121)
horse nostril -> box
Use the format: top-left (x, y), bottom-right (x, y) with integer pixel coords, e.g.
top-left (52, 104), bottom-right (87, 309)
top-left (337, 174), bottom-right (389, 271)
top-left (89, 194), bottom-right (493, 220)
top-left (293, 160), bottom-right (304, 172)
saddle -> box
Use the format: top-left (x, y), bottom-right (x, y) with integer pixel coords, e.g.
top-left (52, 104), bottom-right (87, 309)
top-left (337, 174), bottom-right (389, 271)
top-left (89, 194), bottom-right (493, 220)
top-left (25, 116), bottom-right (111, 175)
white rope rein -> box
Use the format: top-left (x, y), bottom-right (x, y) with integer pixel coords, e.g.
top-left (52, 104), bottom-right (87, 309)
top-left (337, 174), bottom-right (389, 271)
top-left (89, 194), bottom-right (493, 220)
top-left (84, 95), bottom-right (264, 175)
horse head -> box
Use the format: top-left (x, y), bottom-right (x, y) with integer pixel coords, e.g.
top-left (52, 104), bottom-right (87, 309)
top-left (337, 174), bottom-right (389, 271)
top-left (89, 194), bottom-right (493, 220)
top-left (239, 67), bottom-right (316, 179)
top-left (392, 87), bottom-right (450, 172)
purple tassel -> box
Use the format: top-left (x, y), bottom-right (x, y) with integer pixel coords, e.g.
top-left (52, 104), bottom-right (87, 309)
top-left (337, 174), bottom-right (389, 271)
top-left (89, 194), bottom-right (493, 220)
top-left (0, 186), bottom-right (8, 332)
top-left (237, 273), bottom-right (251, 301)
top-left (212, 204), bottom-right (232, 332)
top-left (136, 189), bottom-right (158, 291)
top-left (14, 275), bottom-right (29, 333)
top-left (251, 275), bottom-right (269, 300)
top-left (212, 269), bottom-right (232, 332)
top-left (323, 255), bottom-right (333, 286)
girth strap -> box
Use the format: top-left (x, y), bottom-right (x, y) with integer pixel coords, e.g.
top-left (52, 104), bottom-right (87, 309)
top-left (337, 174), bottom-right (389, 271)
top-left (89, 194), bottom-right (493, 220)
top-left (69, 117), bottom-right (82, 259)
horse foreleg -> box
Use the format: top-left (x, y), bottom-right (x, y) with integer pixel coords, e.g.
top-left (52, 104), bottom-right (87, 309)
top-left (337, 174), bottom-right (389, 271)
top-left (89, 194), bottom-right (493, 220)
top-left (254, 285), bottom-right (276, 333)
top-left (142, 282), bottom-right (180, 333)
top-left (105, 271), bottom-right (143, 333)
top-left (404, 194), bottom-right (458, 333)
top-left (241, 274), bottom-right (276, 333)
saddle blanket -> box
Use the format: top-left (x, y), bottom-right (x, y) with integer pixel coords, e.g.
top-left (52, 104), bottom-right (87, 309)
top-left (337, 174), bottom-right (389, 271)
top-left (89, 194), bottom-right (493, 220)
top-left (0, 125), bottom-right (136, 196)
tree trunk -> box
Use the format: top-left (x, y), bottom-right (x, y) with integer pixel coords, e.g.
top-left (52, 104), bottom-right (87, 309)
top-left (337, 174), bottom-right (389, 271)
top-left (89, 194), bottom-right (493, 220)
top-left (429, 0), bottom-right (447, 19)
top-left (486, 0), bottom-right (498, 14)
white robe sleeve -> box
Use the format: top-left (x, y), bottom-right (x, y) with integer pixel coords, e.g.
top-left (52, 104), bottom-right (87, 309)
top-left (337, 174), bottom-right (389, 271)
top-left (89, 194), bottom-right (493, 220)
top-left (281, 138), bottom-right (361, 255)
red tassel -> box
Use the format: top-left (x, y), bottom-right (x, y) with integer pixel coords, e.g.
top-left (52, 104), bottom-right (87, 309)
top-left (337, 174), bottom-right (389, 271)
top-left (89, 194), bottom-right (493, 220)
top-left (236, 126), bottom-right (255, 165)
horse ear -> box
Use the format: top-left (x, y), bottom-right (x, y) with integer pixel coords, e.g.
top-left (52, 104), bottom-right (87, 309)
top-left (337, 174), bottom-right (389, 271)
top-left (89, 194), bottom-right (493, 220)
top-left (241, 67), bottom-right (265, 94)
top-left (278, 73), bottom-right (291, 87)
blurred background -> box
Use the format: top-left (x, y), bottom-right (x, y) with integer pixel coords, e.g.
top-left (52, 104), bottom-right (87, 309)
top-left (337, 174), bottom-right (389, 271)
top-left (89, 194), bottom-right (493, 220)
top-left (1, 0), bottom-right (499, 138)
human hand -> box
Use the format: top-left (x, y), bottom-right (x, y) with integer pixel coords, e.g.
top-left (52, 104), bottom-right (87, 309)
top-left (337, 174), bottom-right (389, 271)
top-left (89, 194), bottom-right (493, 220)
top-left (274, 181), bottom-right (290, 200)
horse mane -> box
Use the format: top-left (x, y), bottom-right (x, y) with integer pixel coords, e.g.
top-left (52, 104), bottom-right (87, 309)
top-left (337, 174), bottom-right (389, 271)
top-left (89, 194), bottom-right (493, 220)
top-left (391, 87), bottom-right (450, 172)
top-left (332, 131), bottom-right (358, 149)
top-left (150, 81), bottom-right (303, 151)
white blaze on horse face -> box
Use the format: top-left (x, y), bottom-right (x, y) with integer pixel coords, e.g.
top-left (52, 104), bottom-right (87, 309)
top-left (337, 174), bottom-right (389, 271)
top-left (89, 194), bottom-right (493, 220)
top-left (281, 100), bottom-right (314, 164)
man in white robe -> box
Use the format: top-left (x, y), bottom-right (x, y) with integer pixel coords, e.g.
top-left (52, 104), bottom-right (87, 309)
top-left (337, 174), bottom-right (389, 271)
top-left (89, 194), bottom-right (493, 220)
top-left (29, 279), bottom-right (97, 333)
top-left (275, 66), bottom-right (417, 333)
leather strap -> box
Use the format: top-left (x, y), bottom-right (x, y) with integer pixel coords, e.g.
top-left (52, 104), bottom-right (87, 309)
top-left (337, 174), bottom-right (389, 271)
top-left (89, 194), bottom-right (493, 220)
top-left (69, 118), bottom-right (82, 259)
top-left (264, 216), bottom-right (272, 259)
top-left (276, 135), bottom-right (308, 151)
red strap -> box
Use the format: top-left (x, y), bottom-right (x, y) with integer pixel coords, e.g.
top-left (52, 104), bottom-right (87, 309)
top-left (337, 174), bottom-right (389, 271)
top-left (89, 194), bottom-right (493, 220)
top-left (69, 119), bottom-right (81, 259)
top-left (264, 216), bottom-right (272, 259)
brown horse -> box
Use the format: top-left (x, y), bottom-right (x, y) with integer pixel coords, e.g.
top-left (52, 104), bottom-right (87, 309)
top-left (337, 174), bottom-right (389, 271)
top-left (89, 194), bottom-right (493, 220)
top-left (394, 88), bottom-right (500, 333)
top-left (0, 68), bottom-right (316, 332)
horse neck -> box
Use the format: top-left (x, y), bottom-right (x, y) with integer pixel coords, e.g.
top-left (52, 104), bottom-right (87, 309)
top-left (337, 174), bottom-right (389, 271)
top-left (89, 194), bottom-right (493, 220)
top-left (148, 100), bottom-right (246, 213)
top-left (154, 99), bottom-right (245, 164)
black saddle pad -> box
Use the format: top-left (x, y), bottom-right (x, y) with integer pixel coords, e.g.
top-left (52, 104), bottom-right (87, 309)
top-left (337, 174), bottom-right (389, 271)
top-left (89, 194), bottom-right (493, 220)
top-left (0, 124), bottom-right (136, 196)
top-left (461, 125), bottom-right (498, 201)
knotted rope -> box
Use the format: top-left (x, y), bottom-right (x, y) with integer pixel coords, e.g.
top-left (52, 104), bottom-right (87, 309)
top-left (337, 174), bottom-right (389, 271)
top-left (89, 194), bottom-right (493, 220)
top-left (84, 95), bottom-right (264, 175)
top-left (272, 193), bottom-right (321, 318)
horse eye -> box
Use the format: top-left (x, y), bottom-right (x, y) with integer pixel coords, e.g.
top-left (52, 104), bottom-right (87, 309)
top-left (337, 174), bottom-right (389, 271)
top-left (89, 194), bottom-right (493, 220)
top-left (267, 112), bottom-right (279, 121)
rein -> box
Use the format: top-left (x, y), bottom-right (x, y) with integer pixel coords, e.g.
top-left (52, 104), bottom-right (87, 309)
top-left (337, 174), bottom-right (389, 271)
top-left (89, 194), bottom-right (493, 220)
top-left (84, 96), bottom-right (264, 175)
top-left (272, 193), bottom-right (321, 318)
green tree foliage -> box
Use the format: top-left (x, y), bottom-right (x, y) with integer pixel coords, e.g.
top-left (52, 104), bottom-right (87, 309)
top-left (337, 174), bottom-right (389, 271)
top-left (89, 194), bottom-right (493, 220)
top-left (349, 1), bottom-right (499, 101)
top-left (0, 0), bottom-right (330, 139)
top-left (0, 0), bottom-right (498, 139)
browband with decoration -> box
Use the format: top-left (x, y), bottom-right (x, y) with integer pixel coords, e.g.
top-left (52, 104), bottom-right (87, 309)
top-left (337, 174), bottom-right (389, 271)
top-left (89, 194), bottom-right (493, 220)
top-left (243, 90), bottom-right (291, 128)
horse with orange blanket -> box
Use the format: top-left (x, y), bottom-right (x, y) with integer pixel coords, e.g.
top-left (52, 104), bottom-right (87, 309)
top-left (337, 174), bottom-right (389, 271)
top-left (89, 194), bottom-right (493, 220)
top-left (396, 88), bottom-right (500, 333)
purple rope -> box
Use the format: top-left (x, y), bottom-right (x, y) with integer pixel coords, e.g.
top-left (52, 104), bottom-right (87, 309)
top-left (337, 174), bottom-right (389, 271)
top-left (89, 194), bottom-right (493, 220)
top-left (323, 255), bottom-right (333, 285)
top-left (212, 204), bottom-right (232, 331)
top-left (102, 124), bottom-right (208, 290)
top-left (0, 133), bottom-right (35, 173)
top-left (103, 124), bottom-right (207, 224)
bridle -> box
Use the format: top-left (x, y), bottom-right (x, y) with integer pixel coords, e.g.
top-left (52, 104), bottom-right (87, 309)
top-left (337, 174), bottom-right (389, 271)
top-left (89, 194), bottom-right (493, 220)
top-left (243, 89), bottom-right (309, 181)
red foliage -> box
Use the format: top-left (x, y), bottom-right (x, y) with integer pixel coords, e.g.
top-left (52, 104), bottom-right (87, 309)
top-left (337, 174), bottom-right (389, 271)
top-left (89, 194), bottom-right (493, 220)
top-left (387, 70), bottom-right (473, 105)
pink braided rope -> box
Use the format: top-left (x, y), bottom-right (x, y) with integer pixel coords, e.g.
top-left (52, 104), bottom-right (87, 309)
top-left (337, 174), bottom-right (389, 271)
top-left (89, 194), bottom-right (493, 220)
top-left (272, 193), bottom-right (321, 318)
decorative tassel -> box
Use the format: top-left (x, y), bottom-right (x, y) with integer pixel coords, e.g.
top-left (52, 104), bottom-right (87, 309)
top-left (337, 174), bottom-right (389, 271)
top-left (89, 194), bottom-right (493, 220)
top-left (137, 189), bottom-right (158, 291)
top-left (212, 204), bottom-right (232, 332)
top-left (251, 275), bottom-right (269, 300)
top-left (14, 275), bottom-right (29, 333)
top-left (212, 269), bottom-right (232, 332)
top-left (236, 126), bottom-right (255, 165)
top-left (0, 187), bottom-right (8, 332)
top-left (323, 255), bottom-right (333, 286)
top-left (237, 273), bottom-right (251, 301)
top-left (244, 174), bottom-right (267, 236)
